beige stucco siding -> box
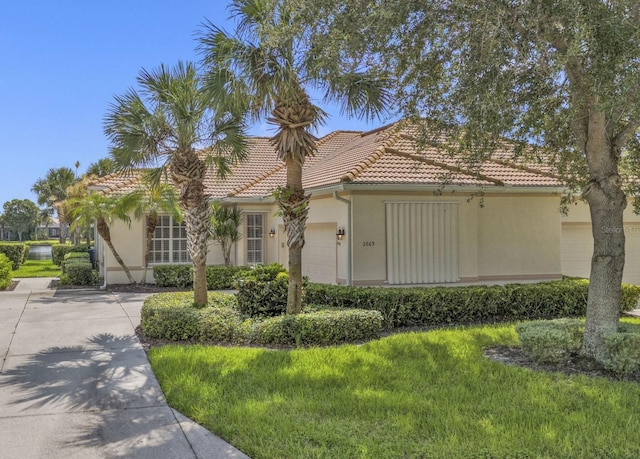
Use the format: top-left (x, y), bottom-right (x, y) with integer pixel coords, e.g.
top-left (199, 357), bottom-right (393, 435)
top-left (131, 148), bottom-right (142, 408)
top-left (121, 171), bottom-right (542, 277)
top-left (477, 195), bottom-right (562, 279)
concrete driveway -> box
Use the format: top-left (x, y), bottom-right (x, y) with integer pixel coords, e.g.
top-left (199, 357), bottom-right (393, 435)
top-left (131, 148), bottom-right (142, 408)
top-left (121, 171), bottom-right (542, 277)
top-left (0, 278), bottom-right (249, 459)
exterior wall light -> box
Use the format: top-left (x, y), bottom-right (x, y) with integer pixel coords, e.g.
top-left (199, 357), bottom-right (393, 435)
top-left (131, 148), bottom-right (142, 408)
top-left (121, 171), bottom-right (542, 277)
top-left (269, 228), bottom-right (276, 238)
top-left (336, 227), bottom-right (346, 241)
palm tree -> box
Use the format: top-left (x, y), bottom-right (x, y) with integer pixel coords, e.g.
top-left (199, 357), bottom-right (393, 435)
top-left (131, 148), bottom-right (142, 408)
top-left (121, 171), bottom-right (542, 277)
top-left (199, 0), bottom-right (389, 313)
top-left (127, 182), bottom-right (182, 285)
top-left (86, 158), bottom-right (118, 178)
top-left (210, 201), bottom-right (242, 267)
top-left (69, 192), bottom-right (138, 284)
top-left (32, 167), bottom-right (76, 243)
top-left (104, 61), bottom-right (247, 305)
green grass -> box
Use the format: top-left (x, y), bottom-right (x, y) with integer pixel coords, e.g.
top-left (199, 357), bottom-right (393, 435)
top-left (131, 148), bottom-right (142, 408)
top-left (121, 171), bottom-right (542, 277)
top-left (12, 260), bottom-right (61, 278)
top-left (149, 321), bottom-right (640, 459)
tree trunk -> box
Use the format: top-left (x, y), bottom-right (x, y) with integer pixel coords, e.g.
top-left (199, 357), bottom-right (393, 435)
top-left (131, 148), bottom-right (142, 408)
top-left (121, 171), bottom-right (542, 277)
top-left (283, 158), bottom-right (307, 314)
top-left (141, 212), bottom-right (158, 286)
top-left (97, 218), bottom-right (137, 285)
top-left (580, 111), bottom-right (626, 361)
top-left (184, 200), bottom-right (210, 306)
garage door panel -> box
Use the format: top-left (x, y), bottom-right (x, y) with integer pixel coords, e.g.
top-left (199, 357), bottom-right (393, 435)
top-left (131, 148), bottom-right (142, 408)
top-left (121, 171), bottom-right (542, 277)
top-left (562, 223), bottom-right (640, 285)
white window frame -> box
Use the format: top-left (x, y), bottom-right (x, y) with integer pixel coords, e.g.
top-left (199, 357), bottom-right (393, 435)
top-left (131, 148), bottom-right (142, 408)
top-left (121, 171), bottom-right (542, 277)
top-left (245, 213), bottom-right (265, 265)
top-left (148, 215), bottom-right (190, 264)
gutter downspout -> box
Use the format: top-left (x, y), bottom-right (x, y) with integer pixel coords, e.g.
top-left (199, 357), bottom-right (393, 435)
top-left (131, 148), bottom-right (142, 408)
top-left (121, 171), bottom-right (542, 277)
top-left (333, 192), bottom-right (352, 286)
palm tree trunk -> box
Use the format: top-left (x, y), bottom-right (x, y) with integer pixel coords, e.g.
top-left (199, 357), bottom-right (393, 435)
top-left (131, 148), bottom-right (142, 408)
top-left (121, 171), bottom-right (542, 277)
top-left (141, 212), bottom-right (158, 286)
top-left (281, 158), bottom-right (309, 314)
top-left (184, 200), bottom-right (210, 305)
top-left (97, 218), bottom-right (136, 285)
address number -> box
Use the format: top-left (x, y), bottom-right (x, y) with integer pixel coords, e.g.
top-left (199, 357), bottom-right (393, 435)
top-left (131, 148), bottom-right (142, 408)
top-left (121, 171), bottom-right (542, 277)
top-left (362, 241), bottom-right (375, 247)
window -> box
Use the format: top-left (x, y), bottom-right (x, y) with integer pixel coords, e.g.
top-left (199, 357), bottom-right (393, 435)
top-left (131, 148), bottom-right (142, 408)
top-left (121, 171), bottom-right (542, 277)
top-left (148, 215), bottom-right (190, 264)
top-left (246, 213), bottom-right (264, 264)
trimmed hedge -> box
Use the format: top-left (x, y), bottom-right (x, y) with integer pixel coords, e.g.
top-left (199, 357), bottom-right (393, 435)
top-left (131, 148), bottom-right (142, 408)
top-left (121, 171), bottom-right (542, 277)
top-left (236, 272), bottom-right (290, 318)
top-left (52, 244), bottom-right (90, 266)
top-left (0, 243), bottom-right (28, 270)
top-left (305, 279), bottom-right (640, 329)
top-left (248, 309), bottom-right (383, 346)
top-left (61, 252), bottom-right (91, 275)
top-left (141, 292), bottom-right (242, 342)
top-left (63, 262), bottom-right (95, 286)
top-left (515, 319), bottom-right (584, 364)
top-left (0, 253), bottom-right (12, 289)
top-left (140, 292), bottom-right (383, 346)
top-left (207, 265), bottom-right (251, 289)
top-left (153, 263), bottom-right (284, 290)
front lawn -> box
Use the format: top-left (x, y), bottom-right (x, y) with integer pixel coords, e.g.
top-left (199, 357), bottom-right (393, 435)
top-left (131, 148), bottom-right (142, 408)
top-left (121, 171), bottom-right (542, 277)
top-left (12, 259), bottom-right (61, 278)
top-left (149, 321), bottom-right (640, 459)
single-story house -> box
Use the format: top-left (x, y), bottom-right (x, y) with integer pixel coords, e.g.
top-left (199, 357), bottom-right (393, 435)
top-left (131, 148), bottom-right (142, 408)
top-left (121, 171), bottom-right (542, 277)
top-left (90, 122), bottom-right (640, 286)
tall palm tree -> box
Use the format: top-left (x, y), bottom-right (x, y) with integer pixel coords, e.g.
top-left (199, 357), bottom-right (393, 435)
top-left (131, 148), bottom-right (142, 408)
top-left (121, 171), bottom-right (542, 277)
top-left (127, 182), bottom-right (182, 285)
top-left (86, 158), bottom-right (118, 178)
top-left (104, 61), bottom-right (247, 305)
top-left (32, 167), bottom-right (76, 243)
top-left (199, 0), bottom-right (389, 313)
top-left (69, 192), bottom-right (138, 284)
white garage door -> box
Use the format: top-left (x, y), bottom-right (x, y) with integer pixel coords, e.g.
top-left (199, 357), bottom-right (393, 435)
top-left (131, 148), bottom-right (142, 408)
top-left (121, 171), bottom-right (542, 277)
top-left (302, 223), bottom-right (337, 284)
top-left (561, 223), bottom-right (640, 285)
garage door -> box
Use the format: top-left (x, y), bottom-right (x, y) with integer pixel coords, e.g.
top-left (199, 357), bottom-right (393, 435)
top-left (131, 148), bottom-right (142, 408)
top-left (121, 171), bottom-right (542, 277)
top-left (302, 223), bottom-right (337, 284)
top-left (561, 223), bottom-right (640, 285)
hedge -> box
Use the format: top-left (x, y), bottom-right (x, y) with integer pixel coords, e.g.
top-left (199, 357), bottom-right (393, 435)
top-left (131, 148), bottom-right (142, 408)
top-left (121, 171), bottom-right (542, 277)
top-left (52, 244), bottom-right (90, 266)
top-left (248, 309), bottom-right (383, 346)
top-left (153, 264), bottom-right (281, 290)
top-left (304, 278), bottom-right (640, 329)
top-left (141, 292), bottom-right (242, 342)
top-left (0, 253), bottom-right (12, 289)
top-left (0, 243), bottom-right (28, 270)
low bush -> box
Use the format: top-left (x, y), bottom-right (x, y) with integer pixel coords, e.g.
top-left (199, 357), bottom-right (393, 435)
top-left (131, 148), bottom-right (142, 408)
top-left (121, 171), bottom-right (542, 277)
top-left (206, 265), bottom-right (251, 289)
top-left (236, 272), bottom-right (290, 318)
top-left (141, 292), bottom-right (242, 342)
top-left (61, 252), bottom-right (91, 274)
top-left (600, 329), bottom-right (640, 378)
top-left (305, 279), bottom-right (640, 329)
top-left (248, 309), bottom-right (383, 346)
top-left (52, 244), bottom-right (90, 266)
top-left (515, 319), bottom-right (584, 364)
top-left (61, 261), bottom-right (95, 286)
top-left (0, 243), bottom-right (28, 270)
top-left (0, 253), bottom-right (12, 289)
top-left (153, 265), bottom-right (193, 288)
top-left (237, 263), bottom-right (286, 282)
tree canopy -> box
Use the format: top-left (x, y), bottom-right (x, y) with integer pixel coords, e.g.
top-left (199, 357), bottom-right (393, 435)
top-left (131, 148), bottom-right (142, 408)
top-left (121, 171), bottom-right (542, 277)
top-left (295, 0), bottom-right (640, 359)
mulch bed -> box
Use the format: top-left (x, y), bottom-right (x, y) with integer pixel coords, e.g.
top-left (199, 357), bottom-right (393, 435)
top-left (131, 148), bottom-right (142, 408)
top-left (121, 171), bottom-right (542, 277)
top-left (0, 280), bottom-right (19, 292)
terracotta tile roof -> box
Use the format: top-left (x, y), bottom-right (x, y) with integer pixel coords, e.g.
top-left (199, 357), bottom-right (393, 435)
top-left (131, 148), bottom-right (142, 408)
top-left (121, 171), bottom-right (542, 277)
top-left (91, 122), bottom-right (564, 198)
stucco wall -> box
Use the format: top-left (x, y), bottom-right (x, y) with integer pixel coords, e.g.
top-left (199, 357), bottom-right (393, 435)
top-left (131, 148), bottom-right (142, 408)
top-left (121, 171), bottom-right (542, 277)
top-left (477, 195), bottom-right (562, 279)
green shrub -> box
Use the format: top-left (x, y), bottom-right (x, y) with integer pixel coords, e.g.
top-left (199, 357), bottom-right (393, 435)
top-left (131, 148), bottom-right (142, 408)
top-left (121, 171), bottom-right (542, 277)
top-left (61, 252), bottom-right (91, 274)
top-left (236, 263), bottom-right (287, 282)
top-left (0, 243), bottom-right (28, 270)
top-left (0, 253), bottom-right (12, 289)
top-left (600, 331), bottom-right (640, 378)
top-left (51, 244), bottom-right (90, 266)
top-left (206, 265), bottom-right (251, 289)
top-left (249, 309), bottom-right (383, 346)
top-left (61, 261), bottom-right (95, 286)
top-left (515, 319), bottom-right (584, 364)
top-left (153, 265), bottom-right (193, 288)
top-left (141, 292), bottom-right (241, 341)
top-left (236, 272), bottom-right (297, 318)
top-left (304, 279), bottom-right (640, 329)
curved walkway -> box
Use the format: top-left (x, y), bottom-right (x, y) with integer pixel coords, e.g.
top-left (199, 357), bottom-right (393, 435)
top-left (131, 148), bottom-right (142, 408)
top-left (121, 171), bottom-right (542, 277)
top-left (0, 278), bottom-right (249, 459)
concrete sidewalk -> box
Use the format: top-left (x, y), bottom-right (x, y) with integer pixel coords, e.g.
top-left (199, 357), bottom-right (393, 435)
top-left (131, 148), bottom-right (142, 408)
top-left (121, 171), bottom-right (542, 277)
top-left (0, 278), bottom-right (250, 459)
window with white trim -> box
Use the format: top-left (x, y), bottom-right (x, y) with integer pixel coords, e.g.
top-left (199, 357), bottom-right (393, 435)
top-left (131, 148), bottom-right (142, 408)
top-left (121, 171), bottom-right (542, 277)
top-left (245, 213), bottom-right (264, 264)
top-left (148, 215), bottom-right (190, 263)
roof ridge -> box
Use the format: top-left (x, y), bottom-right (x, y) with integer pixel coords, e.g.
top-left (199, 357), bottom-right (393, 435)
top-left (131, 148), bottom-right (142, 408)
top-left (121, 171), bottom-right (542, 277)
top-left (315, 130), bottom-right (362, 147)
top-left (385, 148), bottom-right (506, 186)
top-left (227, 162), bottom-right (286, 197)
top-left (340, 131), bottom-right (402, 182)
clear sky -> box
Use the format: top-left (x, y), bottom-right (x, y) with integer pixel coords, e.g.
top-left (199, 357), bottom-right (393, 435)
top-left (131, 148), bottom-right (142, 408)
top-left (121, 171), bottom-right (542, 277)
top-left (0, 1), bottom-right (387, 208)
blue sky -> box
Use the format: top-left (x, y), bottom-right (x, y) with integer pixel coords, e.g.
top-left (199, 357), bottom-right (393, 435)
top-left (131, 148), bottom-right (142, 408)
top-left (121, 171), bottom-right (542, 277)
top-left (0, 1), bottom-right (387, 208)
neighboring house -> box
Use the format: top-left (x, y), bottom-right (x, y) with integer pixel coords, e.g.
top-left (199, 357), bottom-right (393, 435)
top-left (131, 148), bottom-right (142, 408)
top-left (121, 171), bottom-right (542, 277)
top-left (89, 122), bottom-right (640, 286)
top-left (40, 217), bottom-right (61, 239)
